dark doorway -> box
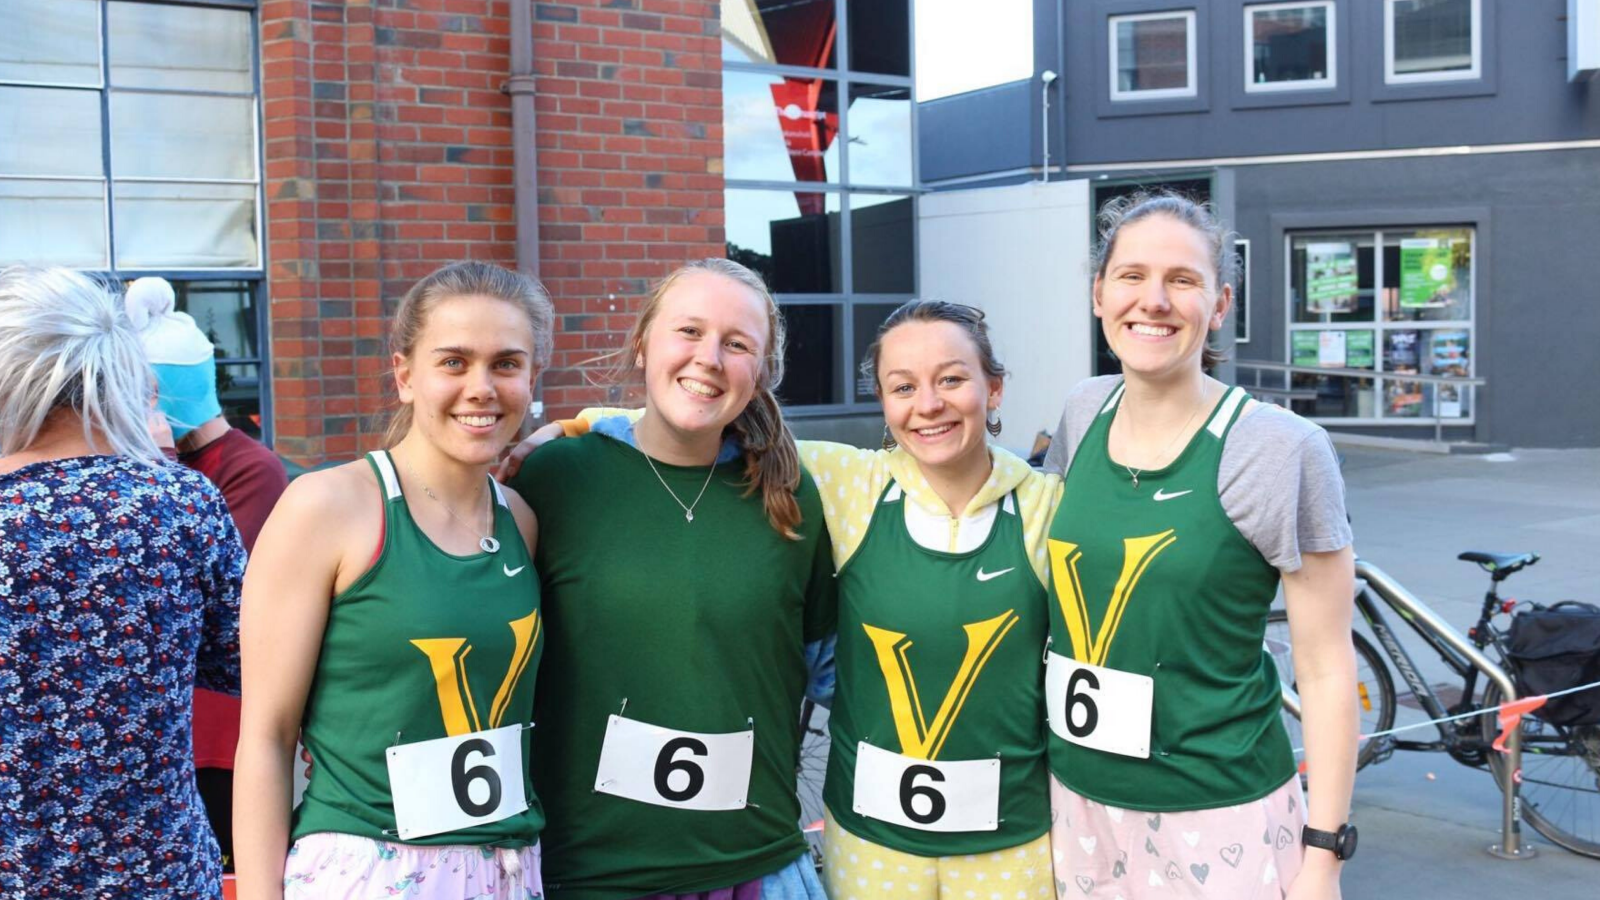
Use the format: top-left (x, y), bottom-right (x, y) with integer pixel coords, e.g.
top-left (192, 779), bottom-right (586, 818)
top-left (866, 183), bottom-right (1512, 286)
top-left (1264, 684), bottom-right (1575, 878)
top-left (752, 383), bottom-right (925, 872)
top-left (1088, 176), bottom-right (1212, 376)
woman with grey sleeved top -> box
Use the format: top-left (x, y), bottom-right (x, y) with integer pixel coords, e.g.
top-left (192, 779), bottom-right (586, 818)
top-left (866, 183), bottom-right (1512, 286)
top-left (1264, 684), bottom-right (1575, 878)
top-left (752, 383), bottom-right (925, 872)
top-left (1038, 193), bottom-right (1358, 900)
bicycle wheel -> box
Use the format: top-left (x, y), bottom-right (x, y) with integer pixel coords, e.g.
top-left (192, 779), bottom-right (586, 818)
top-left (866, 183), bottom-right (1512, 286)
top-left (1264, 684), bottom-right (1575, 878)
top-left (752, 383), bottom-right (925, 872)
top-left (1264, 609), bottom-right (1396, 771)
top-left (796, 699), bottom-right (830, 870)
top-left (1482, 682), bottom-right (1600, 858)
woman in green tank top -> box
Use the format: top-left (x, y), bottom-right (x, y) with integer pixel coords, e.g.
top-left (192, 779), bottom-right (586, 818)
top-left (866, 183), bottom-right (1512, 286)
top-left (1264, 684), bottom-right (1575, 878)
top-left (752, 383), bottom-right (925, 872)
top-left (1042, 194), bottom-right (1358, 900)
top-left (233, 262), bottom-right (555, 900)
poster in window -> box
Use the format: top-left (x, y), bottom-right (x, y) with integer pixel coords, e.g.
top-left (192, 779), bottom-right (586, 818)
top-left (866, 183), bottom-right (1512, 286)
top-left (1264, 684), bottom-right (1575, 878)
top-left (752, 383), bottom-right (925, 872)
top-left (1346, 330), bottom-right (1375, 369)
top-left (1399, 238), bottom-right (1455, 308)
top-left (1291, 331), bottom-right (1320, 368)
top-left (1317, 330), bottom-right (1347, 368)
top-left (1430, 329), bottom-right (1470, 377)
top-left (1304, 242), bottom-right (1358, 313)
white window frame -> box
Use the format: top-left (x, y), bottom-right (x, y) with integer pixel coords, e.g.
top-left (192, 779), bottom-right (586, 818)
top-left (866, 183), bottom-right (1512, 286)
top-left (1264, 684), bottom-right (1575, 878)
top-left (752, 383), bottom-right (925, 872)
top-left (1244, 1), bottom-right (1336, 93)
top-left (1108, 10), bottom-right (1198, 101)
top-left (1384, 0), bottom-right (1481, 85)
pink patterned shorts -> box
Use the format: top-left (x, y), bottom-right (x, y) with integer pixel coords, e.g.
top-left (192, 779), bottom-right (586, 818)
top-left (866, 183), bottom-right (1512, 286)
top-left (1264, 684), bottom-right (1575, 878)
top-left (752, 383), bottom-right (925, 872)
top-left (1049, 776), bottom-right (1307, 899)
top-left (283, 832), bottom-right (542, 900)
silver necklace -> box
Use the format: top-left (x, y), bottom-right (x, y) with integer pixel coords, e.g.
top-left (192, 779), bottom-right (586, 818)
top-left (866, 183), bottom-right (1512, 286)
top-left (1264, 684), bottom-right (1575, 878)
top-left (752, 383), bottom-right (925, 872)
top-left (1118, 390), bottom-right (1207, 489)
top-left (642, 451), bottom-right (717, 523)
top-left (401, 457), bottom-right (500, 553)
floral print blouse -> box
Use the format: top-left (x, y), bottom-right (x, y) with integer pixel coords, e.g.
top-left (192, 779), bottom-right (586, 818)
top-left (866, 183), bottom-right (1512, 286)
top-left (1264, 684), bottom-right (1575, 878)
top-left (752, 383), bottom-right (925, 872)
top-left (1, 455), bottom-right (245, 899)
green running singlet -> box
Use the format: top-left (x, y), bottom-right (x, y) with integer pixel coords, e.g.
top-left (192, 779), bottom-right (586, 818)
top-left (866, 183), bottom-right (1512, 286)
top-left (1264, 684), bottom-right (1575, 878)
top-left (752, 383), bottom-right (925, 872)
top-left (291, 450), bottom-right (544, 847)
top-left (825, 482), bottom-right (1051, 857)
top-left (1044, 384), bottom-right (1294, 812)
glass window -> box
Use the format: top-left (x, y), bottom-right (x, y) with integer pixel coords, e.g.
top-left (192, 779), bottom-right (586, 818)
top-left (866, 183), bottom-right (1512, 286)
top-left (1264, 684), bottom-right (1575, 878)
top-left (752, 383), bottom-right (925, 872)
top-left (848, 0), bottom-right (910, 76)
top-left (1380, 228), bottom-right (1472, 322)
top-left (175, 279), bottom-right (259, 360)
top-left (113, 181), bottom-right (257, 269)
top-left (1386, 0), bottom-right (1479, 83)
top-left (1291, 373), bottom-right (1376, 419)
top-left (1288, 226), bottom-right (1475, 422)
top-left (851, 194), bottom-right (914, 294)
top-left (721, 0), bottom-right (837, 69)
top-left (778, 303), bottom-right (843, 406)
top-left (215, 362), bottom-right (264, 438)
top-left (1233, 238), bottom-right (1250, 343)
top-left (845, 83), bottom-right (912, 187)
top-left (0, 87), bottom-right (104, 176)
top-left (1247, 2), bottom-right (1334, 91)
top-left (108, 1), bottom-right (253, 92)
top-left (0, 0), bottom-right (101, 86)
top-left (1289, 233), bottom-right (1375, 323)
top-left (725, 188), bottom-right (842, 295)
top-left (1110, 11), bottom-right (1197, 100)
top-left (851, 301), bottom-right (900, 402)
top-left (723, 72), bottom-right (839, 184)
top-left (110, 92), bottom-right (257, 181)
top-left (0, 180), bottom-right (107, 268)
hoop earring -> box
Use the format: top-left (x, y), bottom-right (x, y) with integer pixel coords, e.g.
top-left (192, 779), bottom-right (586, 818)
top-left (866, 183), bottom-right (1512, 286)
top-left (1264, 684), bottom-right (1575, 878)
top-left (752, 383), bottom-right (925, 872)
top-left (881, 425), bottom-right (897, 451)
top-left (986, 409), bottom-right (1002, 437)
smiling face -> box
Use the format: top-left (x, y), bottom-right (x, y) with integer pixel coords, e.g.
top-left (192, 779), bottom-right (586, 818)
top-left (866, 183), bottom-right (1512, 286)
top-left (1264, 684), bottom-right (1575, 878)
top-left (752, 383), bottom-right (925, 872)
top-left (1094, 214), bottom-right (1231, 382)
top-left (637, 270), bottom-right (770, 447)
top-left (393, 293), bottom-right (537, 467)
top-left (876, 319), bottom-right (1003, 475)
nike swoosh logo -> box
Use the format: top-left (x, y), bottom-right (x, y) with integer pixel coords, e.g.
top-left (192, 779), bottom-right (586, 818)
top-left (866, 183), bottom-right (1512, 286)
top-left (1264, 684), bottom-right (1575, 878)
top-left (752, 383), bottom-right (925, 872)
top-left (1152, 489), bottom-right (1193, 501)
top-left (976, 567), bottom-right (1015, 582)
top-left (503, 565), bottom-right (526, 577)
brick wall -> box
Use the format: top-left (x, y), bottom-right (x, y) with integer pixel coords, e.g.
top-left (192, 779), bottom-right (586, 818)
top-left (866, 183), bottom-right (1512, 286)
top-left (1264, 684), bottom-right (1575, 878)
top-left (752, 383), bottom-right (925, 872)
top-left (261, 0), bottom-right (723, 463)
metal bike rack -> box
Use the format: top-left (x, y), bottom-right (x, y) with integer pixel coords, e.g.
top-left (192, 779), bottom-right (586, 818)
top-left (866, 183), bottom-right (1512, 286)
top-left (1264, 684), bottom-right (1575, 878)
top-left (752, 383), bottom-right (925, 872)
top-left (1356, 559), bottom-right (1536, 860)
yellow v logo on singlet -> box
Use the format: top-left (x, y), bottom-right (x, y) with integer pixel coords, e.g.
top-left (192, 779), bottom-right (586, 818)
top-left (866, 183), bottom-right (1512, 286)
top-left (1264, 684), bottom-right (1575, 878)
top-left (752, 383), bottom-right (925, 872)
top-left (863, 610), bottom-right (1020, 761)
top-left (1049, 530), bottom-right (1176, 666)
top-left (409, 612), bottom-right (541, 737)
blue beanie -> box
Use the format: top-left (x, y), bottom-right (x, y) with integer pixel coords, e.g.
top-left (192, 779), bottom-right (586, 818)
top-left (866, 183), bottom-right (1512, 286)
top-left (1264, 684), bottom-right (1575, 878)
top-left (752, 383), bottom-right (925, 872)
top-left (125, 277), bottom-right (222, 439)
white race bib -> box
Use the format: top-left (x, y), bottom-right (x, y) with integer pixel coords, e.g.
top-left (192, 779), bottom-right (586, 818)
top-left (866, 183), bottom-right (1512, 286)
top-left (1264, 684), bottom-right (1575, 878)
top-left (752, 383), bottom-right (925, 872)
top-left (593, 714), bottom-right (753, 811)
top-left (1045, 651), bottom-right (1153, 759)
top-left (851, 742), bottom-right (1000, 832)
top-left (385, 724), bottom-right (528, 840)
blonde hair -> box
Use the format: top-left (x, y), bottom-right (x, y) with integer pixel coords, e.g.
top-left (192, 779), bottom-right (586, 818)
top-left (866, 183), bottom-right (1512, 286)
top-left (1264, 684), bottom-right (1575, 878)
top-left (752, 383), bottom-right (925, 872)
top-left (384, 261), bottom-right (555, 447)
top-left (613, 258), bottom-right (803, 540)
top-left (0, 266), bottom-right (161, 462)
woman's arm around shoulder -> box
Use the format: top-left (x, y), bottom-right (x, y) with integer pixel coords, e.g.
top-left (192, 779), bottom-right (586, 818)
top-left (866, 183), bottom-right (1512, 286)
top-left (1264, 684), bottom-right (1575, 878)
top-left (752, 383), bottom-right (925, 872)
top-left (232, 462), bottom-right (380, 900)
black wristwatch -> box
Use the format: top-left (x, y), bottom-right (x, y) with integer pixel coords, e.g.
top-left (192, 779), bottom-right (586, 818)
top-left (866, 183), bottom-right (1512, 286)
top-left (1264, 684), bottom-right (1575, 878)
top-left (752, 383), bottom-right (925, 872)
top-left (1302, 823), bottom-right (1358, 861)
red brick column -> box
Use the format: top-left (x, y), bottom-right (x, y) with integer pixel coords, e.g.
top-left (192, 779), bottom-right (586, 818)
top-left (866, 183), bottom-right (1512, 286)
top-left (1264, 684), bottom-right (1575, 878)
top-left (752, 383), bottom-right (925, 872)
top-left (260, 0), bottom-right (722, 462)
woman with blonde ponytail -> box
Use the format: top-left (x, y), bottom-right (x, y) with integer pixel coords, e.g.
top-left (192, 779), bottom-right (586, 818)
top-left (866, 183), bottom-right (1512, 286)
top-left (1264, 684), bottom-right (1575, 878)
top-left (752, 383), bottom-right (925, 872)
top-left (501, 258), bottom-right (836, 900)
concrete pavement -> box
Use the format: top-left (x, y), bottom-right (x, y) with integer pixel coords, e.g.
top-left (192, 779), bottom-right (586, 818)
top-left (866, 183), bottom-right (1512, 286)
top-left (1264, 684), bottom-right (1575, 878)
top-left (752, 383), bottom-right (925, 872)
top-left (1331, 444), bottom-right (1600, 898)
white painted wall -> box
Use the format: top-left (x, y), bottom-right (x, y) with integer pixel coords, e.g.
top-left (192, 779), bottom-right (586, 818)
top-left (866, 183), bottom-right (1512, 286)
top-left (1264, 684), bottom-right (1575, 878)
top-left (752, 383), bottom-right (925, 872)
top-left (918, 179), bottom-right (1093, 457)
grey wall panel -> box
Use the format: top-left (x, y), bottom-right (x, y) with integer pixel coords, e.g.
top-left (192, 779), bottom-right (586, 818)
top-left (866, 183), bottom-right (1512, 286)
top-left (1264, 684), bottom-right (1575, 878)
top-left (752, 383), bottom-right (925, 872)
top-left (1229, 149), bottom-right (1600, 447)
top-left (918, 81), bottom-right (1034, 182)
top-left (1062, 0), bottom-right (1600, 166)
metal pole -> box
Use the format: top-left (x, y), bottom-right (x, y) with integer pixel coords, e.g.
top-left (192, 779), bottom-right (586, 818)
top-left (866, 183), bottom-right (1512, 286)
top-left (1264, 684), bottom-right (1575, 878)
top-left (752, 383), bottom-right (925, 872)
top-left (1355, 560), bottom-right (1536, 860)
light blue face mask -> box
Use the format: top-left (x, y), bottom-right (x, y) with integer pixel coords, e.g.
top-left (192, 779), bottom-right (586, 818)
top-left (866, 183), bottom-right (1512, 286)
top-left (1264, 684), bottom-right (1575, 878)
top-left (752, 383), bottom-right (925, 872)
top-left (152, 362), bottom-right (223, 439)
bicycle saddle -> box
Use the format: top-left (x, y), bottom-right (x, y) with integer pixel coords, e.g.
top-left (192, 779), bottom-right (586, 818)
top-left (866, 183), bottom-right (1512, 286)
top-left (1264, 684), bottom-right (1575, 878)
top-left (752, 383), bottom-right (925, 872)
top-left (1457, 550), bottom-right (1539, 580)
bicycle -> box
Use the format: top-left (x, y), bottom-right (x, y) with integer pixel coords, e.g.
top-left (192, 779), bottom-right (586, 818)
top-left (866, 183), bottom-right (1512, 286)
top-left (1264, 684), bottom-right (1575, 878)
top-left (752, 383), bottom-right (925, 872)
top-left (796, 699), bottom-right (830, 869)
top-left (1266, 550), bottom-right (1600, 859)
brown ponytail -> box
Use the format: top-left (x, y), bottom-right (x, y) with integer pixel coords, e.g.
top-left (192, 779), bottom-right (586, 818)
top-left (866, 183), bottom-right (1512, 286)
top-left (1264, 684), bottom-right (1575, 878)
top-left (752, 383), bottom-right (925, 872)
top-left (604, 258), bottom-right (805, 539)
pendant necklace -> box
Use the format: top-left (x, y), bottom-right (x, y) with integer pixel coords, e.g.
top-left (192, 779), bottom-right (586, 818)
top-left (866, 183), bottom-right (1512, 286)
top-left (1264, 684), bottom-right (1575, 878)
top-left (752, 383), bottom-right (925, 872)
top-left (401, 456), bottom-right (500, 553)
top-left (1119, 389), bottom-right (1206, 489)
top-left (642, 451), bottom-right (717, 523)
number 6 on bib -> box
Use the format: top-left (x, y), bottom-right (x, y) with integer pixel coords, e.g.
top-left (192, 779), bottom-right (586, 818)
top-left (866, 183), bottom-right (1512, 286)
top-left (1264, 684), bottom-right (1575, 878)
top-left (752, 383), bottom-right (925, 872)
top-left (385, 724), bottom-right (529, 840)
top-left (852, 742), bottom-right (1000, 832)
top-left (594, 715), bottom-right (754, 810)
top-left (1045, 652), bottom-right (1153, 759)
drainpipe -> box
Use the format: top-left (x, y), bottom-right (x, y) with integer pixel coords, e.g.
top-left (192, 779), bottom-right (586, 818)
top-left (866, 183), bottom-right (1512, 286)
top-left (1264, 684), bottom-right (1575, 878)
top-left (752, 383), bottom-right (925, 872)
top-left (504, 0), bottom-right (545, 421)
